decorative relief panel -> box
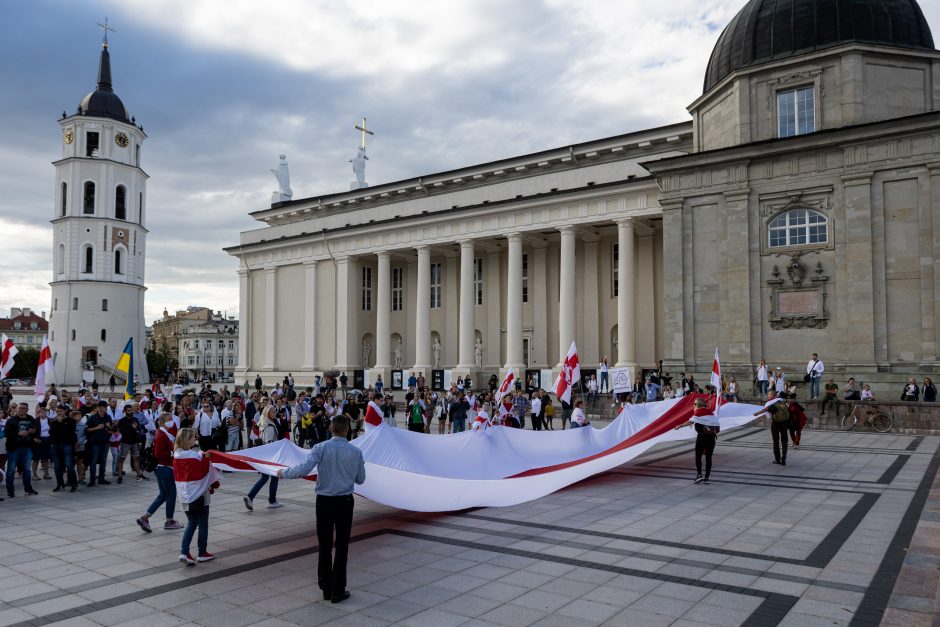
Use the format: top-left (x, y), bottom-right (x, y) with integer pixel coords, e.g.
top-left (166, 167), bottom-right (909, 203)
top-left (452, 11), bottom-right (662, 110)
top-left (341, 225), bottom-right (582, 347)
top-left (767, 254), bottom-right (829, 330)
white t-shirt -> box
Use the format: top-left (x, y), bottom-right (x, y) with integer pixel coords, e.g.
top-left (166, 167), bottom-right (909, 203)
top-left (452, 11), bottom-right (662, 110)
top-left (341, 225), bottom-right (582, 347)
top-left (530, 397), bottom-right (542, 417)
top-left (757, 365), bottom-right (768, 381)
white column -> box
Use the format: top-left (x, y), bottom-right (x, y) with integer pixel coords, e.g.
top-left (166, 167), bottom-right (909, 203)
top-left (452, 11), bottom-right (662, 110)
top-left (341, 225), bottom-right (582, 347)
top-left (237, 269), bottom-right (249, 371)
top-left (531, 243), bottom-right (548, 367)
top-left (335, 256), bottom-right (352, 369)
top-left (616, 218), bottom-right (637, 368)
top-left (582, 236), bottom-right (600, 364)
top-left (486, 251), bottom-right (501, 368)
top-left (302, 260), bottom-right (317, 370)
top-left (263, 266), bottom-right (276, 370)
top-left (414, 246), bottom-right (432, 369)
top-left (457, 240), bottom-right (475, 370)
top-left (505, 234), bottom-right (524, 370)
top-left (374, 251), bottom-right (392, 368)
top-left (557, 226), bottom-right (576, 367)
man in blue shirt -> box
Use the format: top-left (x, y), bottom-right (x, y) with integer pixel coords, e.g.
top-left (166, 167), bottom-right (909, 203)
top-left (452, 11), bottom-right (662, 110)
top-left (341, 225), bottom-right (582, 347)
top-left (278, 415), bottom-right (365, 603)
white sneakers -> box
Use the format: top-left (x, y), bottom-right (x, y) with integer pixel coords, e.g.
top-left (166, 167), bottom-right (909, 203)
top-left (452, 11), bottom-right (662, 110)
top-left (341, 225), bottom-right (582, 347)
top-left (267, 502), bottom-right (283, 509)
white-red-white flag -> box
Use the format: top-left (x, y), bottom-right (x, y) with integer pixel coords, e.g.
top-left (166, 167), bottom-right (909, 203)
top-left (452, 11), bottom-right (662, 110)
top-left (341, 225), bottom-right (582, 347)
top-left (710, 348), bottom-right (721, 390)
top-left (174, 449), bottom-right (222, 504)
top-left (0, 334), bottom-right (17, 379)
top-left (495, 370), bottom-right (515, 405)
top-left (34, 337), bottom-right (54, 400)
top-left (364, 400), bottom-right (384, 429)
top-left (553, 341), bottom-right (581, 404)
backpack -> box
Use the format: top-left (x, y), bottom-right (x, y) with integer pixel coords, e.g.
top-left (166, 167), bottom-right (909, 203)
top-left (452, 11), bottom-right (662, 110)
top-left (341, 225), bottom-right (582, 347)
top-left (140, 445), bottom-right (158, 473)
top-left (770, 402), bottom-right (790, 424)
top-left (410, 402), bottom-right (424, 424)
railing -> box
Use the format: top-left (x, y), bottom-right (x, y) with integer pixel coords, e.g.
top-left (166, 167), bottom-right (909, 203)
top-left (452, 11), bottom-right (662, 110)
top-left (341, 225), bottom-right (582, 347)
top-left (92, 357), bottom-right (128, 382)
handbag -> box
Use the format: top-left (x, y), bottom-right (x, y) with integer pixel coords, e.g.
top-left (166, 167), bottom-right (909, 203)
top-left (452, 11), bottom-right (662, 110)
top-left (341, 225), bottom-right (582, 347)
top-left (803, 374), bottom-right (811, 382)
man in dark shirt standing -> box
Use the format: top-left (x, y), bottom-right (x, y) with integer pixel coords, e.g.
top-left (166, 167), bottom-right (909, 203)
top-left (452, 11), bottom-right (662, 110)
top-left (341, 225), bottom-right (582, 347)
top-left (278, 415), bottom-right (365, 604)
top-left (85, 401), bottom-right (113, 487)
top-left (5, 403), bottom-right (40, 497)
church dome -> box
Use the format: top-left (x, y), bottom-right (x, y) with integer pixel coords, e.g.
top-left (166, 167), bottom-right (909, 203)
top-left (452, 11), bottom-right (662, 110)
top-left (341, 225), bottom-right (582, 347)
top-left (78, 45), bottom-right (130, 123)
top-left (703, 0), bottom-right (935, 93)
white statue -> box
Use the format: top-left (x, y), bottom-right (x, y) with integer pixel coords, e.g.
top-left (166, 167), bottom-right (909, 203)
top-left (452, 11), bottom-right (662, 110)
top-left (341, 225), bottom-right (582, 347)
top-left (432, 337), bottom-right (442, 368)
top-left (362, 341), bottom-right (371, 368)
top-left (474, 338), bottom-right (483, 369)
top-left (270, 154), bottom-right (292, 202)
top-left (393, 341), bottom-right (403, 369)
top-left (350, 146), bottom-right (368, 189)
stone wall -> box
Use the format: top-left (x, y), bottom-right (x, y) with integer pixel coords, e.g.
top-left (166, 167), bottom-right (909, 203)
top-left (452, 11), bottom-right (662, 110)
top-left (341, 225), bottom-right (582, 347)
top-left (747, 399), bottom-right (940, 436)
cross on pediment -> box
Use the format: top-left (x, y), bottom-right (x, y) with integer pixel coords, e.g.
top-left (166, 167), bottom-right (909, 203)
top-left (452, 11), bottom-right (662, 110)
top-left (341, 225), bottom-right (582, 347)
top-left (355, 116), bottom-right (375, 150)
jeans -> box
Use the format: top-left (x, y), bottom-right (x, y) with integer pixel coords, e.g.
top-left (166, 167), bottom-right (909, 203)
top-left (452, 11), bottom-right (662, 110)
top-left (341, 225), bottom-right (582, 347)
top-left (5, 447), bottom-right (33, 494)
top-left (88, 443), bottom-right (109, 484)
top-left (809, 376), bottom-right (821, 398)
top-left (147, 465), bottom-right (177, 520)
top-left (181, 496), bottom-right (209, 555)
top-left (53, 444), bottom-right (77, 488)
top-left (757, 380), bottom-right (768, 396)
top-left (111, 447), bottom-right (121, 475)
top-left (226, 433), bottom-right (239, 452)
top-left (600, 372), bottom-right (609, 393)
top-left (452, 418), bottom-right (466, 433)
top-left (248, 474), bottom-right (278, 503)
top-left (771, 421), bottom-right (788, 463)
top-left (316, 494), bottom-right (354, 595)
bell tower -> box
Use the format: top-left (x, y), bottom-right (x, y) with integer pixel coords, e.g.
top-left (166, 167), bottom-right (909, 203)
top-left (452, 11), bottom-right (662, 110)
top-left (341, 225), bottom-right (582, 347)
top-left (49, 30), bottom-right (149, 386)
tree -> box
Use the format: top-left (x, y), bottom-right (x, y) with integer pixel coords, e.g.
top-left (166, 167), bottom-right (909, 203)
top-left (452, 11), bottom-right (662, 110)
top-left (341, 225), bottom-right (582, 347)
top-left (8, 347), bottom-right (39, 380)
top-left (146, 348), bottom-right (179, 381)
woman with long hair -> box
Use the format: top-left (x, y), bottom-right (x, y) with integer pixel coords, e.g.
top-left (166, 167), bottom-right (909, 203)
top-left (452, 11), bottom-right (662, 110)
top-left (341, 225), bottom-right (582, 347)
top-left (243, 406), bottom-right (282, 511)
top-left (136, 414), bottom-right (183, 532)
top-left (173, 427), bottom-right (218, 565)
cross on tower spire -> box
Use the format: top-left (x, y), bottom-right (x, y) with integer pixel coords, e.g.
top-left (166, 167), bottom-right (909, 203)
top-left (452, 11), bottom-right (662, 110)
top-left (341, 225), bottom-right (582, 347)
top-left (97, 17), bottom-right (116, 48)
top-left (354, 116), bottom-right (375, 150)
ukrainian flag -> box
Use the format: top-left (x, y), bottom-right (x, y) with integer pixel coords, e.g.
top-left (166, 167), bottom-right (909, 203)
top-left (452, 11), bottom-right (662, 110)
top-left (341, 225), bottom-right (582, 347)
top-left (115, 338), bottom-right (135, 400)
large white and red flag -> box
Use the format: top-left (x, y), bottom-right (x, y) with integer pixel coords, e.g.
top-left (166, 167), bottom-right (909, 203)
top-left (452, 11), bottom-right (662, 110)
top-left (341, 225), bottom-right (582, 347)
top-left (0, 334), bottom-right (17, 379)
top-left (34, 337), bottom-right (54, 400)
top-left (495, 370), bottom-right (515, 405)
top-left (553, 341), bottom-right (581, 404)
top-left (364, 400), bottom-right (384, 430)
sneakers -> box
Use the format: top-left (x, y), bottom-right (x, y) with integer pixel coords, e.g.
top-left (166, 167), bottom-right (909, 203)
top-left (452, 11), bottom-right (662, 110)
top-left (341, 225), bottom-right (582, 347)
top-left (179, 553), bottom-right (196, 566)
top-left (703, 478), bottom-right (710, 485)
top-left (243, 496), bottom-right (254, 511)
top-left (140, 475), bottom-right (150, 481)
top-left (136, 476), bottom-right (143, 482)
top-left (98, 479), bottom-right (111, 485)
top-left (197, 552), bottom-right (215, 562)
top-left (26, 490), bottom-right (39, 496)
top-left (267, 502), bottom-right (283, 509)
top-left (70, 486), bottom-right (78, 493)
top-left (53, 486), bottom-right (62, 493)
top-left (137, 517), bottom-right (152, 533)
top-left (694, 475), bottom-right (704, 484)
top-left (164, 520), bottom-right (183, 530)
top-left (117, 476), bottom-right (123, 484)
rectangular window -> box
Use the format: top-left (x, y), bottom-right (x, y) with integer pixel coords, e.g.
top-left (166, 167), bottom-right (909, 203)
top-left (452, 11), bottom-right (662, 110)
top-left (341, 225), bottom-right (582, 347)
top-left (193, 340), bottom-right (199, 349)
top-left (72, 297), bottom-right (78, 310)
top-left (86, 132), bottom-right (99, 157)
top-left (612, 243), bottom-right (619, 298)
top-left (228, 355), bottom-right (235, 366)
top-left (430, 262), bottom-right (442, 309)
top-left (229, 340), bottom-right (235, 349)
top-left (474, 258), bottom-right (484, 306)
top-left (777, 86), bottom-right (815, 138)
top-left (362, 266), bottom-right (373, 311)
top-left (218, 356), bottom-right (224, 366)
top-left (392, 267), bottom-right (404, 311)
top-left (188, 356), bottom-right (195, 366)
top-left (522, 254), bottom-right (529, 303)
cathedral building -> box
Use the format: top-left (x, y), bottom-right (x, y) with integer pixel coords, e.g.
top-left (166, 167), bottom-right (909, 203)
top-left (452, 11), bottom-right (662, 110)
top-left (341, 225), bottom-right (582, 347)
top-left (49, 39), bottom-right (150, 386)
top-left (227, 0), bottom-right (940, 393)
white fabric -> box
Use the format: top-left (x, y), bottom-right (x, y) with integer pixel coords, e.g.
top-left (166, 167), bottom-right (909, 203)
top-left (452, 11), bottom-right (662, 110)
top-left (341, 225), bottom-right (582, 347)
top-left (212, 398), bottom-right (762, 512)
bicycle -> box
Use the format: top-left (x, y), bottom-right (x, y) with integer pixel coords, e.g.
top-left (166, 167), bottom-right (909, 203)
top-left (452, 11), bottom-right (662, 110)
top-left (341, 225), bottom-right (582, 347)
top-left (840, 402), bottom-right (893, 433)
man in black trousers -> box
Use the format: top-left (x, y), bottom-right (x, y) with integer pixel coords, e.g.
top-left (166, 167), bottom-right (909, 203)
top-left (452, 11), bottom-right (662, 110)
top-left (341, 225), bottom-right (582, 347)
top-left (278, 415), bottom-right (365, 603)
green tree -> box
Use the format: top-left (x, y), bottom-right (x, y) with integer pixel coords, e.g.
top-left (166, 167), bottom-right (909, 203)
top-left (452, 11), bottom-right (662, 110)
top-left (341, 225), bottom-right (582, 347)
top-left (8, 347), bottom-right (39, 380)
top-left (146, 348), bottom-right (179, 381)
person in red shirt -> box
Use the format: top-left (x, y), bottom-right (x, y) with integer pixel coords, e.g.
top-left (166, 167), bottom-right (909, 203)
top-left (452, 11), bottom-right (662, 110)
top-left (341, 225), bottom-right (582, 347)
top-left (135, 414), bottom-right (182, 532)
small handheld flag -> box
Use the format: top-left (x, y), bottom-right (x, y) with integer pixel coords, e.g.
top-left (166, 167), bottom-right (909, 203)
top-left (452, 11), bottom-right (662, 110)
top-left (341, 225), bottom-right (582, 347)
top-left (34, 337), bottom-right (54, 400)
top-left (711, 347), bottom-right (722, 414)
top-left (114, 338), bottom-right (135, 400)
top-left (553, 341), bottom-right (581, 404)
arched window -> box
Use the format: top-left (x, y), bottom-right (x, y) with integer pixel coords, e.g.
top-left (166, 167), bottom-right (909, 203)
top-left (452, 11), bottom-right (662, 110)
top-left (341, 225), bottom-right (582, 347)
top-left (102, 299), bottom-right (108, 311)
top-left (60, 182), bottom-right (67, 216)
top-left (57, 243), bottom-right (65, 275)
top-left (83, 245), bottom-right (94, 273)
top-left (114, 248), bottom-right (124, 275)
top-left (768, 208), bottom-right (828, 248)
top-left (100, 329), bottom-right (107, 342)
top-left (83, 181), bottom-right (95, 214)
top-left (115, 185), bottom-right (127, 220)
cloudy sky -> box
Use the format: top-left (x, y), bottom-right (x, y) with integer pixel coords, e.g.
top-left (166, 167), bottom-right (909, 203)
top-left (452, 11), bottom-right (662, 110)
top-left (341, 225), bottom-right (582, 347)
top-left (3, 1), bottom-right (939, 326)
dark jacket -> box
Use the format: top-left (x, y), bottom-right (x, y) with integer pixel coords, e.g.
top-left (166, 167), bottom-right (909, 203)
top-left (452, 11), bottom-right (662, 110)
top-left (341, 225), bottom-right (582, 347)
top-left (49, 418), bottom-right (78, 446)
top-left (4, 415), bottom-right (39, 451)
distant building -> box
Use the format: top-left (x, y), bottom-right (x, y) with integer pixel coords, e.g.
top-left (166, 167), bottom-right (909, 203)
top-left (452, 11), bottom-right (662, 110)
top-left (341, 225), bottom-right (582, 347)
top-left (0, 308), bottom-right (49, 350)
top-left (151, 307), bottom-right (239, 381)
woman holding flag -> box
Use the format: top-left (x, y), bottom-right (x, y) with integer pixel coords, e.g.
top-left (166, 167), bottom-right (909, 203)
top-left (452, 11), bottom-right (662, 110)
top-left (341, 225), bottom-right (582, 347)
top-left (173, 427), bottom-right (220, 565)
